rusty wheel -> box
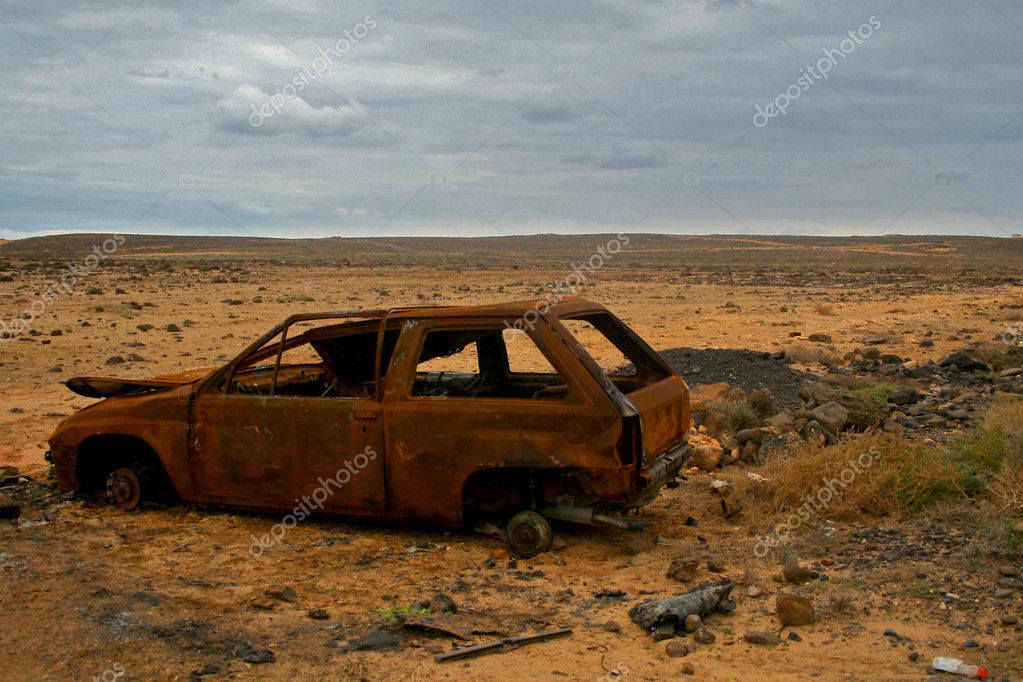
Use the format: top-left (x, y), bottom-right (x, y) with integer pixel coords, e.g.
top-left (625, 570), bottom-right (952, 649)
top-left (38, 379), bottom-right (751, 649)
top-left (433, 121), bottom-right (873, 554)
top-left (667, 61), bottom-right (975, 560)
top-left (106, 467), bottom-right (142, 511)
top-left (506, 511), bottom-right (553, 558)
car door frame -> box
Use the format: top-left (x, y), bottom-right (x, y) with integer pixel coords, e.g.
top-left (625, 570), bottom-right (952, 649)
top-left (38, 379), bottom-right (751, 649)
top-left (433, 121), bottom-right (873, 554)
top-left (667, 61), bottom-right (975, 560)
top-left (186, 311), bottom-right (389, 513)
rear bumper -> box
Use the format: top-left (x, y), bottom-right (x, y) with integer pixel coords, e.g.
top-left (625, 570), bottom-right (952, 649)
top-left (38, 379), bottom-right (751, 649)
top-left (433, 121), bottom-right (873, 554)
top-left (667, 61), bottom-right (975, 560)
top-left (633, 441), bottom-right (691, 507)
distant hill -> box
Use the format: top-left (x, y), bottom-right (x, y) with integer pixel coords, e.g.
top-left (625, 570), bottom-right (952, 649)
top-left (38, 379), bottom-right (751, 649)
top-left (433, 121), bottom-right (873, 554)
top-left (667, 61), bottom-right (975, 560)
top-left (1, 233), bottom-right (1021, 275)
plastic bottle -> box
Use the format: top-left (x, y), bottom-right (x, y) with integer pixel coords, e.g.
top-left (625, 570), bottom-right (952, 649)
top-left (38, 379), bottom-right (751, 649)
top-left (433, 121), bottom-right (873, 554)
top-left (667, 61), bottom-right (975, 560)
top-left (931, 656), bottom-right (989, 679)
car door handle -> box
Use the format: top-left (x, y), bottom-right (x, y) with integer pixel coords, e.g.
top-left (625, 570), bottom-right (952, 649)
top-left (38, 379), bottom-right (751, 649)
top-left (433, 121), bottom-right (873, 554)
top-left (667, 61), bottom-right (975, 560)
top-left (354, 411), bottom-right (378, 421)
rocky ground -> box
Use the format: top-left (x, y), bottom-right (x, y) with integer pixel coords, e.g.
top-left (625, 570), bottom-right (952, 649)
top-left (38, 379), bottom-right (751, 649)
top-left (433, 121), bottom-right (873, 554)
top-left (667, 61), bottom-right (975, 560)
top-left (1, 234), bottom-right (1022, 681)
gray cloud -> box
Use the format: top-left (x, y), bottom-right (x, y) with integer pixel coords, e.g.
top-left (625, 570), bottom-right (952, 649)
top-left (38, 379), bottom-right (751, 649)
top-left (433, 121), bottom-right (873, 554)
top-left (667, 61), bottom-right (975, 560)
top-left (521, 103), bottom-right (582, 124)
top-left (0, 0), bottom-right (1020, 238)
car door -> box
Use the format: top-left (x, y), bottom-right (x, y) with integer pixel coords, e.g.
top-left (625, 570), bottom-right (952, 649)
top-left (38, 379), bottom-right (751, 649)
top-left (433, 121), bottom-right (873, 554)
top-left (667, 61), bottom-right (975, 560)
top-left (381, 316), bottom-right (621, 524)
top-left (188, 330), bottom-right (386, 514)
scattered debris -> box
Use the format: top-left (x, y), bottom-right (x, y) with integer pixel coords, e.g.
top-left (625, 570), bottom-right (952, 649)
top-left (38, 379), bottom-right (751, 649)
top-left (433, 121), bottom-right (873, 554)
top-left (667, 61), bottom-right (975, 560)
top-left (930, 656), bottom-right (989, 679)
top-left (434, 628), bottom-right (572, 663)
top-left (629, 580), bottom-right (735, 636)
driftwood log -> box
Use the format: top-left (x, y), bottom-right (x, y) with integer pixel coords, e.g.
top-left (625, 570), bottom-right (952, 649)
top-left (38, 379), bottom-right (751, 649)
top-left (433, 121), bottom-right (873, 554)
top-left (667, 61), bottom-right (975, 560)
top-left (628, 579), bottom-right (734, 632)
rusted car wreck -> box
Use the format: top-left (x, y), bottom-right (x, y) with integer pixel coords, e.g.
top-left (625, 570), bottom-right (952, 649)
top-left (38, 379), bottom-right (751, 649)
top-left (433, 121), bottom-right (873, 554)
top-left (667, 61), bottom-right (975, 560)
top-left (48, 297), bottom-right (691, 556)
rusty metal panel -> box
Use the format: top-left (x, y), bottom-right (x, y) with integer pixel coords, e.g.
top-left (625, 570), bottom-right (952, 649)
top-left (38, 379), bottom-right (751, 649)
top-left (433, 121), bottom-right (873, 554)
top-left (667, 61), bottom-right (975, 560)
top-left (190, 392), bottom-right (385, 513)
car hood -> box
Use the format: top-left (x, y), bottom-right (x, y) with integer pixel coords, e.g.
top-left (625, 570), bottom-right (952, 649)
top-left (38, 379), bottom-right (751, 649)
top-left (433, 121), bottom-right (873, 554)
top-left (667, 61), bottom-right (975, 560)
top-left (65, 367), bottom-right (216, 398)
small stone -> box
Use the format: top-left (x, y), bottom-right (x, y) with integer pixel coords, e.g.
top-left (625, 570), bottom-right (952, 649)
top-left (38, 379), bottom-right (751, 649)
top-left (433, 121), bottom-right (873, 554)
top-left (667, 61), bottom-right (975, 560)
top-left (265, 586), bottom-right (297, 603)
top-left (652, 622), bottom-right (677, 641)
top-left (105, 355), bottom-right (125, 365)
top-left (307, 608), bottom-right (329, 620)
top-left (783, 552), bottom-right (815, 583)
top-left (908, 652), bottom-right (920, 663)
top-left (602, 620), bottom-right (622, 633)
top-left (787, 631), bottom-right (802, 642)
top-left (680, 662), bottom-right (696, 675)
top-left (998, 615), bottom-right (1018, 626)
top-left (237, 646), bottom-right (275, 664)
top-left (347, 630), bottom-right (404, 652)
top-left (248, 598), bottom-right (275, 610)
top-left (429, 593), bottom-right (457, 614)
top-left (889, 388), bottom-right (920, 406)
top-left (744, 631), bottom-right (782, 646)
top-left (692, 628), bottom-right (716, 645)
top-left (746, 585), bottom-right (764, 598)
top-left (667, 557), bottom-right (700, 583)
top-left (1015, 520), bottom-right (1023, 534)
top-left (683, 614), bottom-right (701, 633)
top-left (998, 565), bottom-right (1019, 578)
top-left (665, 640), bottom-right (690, 658)
top-left (776, 594), bottom-right (815, 626)
top-left (166, 323), bottom-right (181, 332)
top-left (707, 557), bottom-right (726, 573)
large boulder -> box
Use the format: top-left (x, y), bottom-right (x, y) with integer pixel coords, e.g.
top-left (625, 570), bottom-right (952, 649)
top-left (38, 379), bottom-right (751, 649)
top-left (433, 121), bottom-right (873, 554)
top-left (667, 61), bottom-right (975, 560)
top-left (940, 350), bottom-right (990, 372)
top-left (691, 444), bottom-right (725, 470)
top-left (799, 380), bottom-right (841, 407)
top-left (811, 401), bottom-right (849, 435)
top-left (843, 394), bottom-right (887, 431)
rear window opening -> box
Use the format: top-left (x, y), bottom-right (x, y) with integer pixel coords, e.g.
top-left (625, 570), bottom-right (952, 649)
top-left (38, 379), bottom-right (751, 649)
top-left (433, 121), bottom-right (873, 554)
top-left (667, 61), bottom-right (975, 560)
top-left (558, 313), bottom-right (671, 394)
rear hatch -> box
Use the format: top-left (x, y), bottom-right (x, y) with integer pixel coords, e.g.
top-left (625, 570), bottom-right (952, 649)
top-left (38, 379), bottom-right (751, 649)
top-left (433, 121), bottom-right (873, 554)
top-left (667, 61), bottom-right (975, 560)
top-left (627, 376), bottom-right (690, 463)
top-left (552, 310), bottom-right (690, 462)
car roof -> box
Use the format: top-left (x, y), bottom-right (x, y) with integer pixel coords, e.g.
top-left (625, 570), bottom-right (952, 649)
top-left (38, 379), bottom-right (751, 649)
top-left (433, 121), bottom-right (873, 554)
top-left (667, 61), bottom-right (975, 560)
top-left (281, 296), bottom-right (607, 326)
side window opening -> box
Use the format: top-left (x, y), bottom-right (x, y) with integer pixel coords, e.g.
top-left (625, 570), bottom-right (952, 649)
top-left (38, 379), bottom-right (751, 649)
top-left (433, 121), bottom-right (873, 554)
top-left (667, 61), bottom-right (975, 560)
top-left (227, 321), bottom-right (399, 399)
top-left (411, 327), bottom-right (568, 400)
top-left (559, 313), bottom-right (670, 393)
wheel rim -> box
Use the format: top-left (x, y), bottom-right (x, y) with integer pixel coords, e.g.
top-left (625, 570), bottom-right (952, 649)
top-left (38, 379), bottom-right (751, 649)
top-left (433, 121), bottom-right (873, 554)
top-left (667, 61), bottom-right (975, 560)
top-left (106, 467), bottom-right (141, 511)
top-left (507, 511), bottom-right (552, 558)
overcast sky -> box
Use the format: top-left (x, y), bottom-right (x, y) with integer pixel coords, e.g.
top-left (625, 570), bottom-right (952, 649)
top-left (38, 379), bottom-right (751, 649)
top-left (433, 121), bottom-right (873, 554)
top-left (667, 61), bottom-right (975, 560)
top-left (1, 0), bottom-right (1021, 239)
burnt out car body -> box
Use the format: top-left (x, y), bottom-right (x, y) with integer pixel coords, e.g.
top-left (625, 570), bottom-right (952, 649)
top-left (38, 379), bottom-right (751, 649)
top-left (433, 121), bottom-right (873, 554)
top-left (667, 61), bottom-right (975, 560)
top-left (48, 298), bottom-right (691, 555)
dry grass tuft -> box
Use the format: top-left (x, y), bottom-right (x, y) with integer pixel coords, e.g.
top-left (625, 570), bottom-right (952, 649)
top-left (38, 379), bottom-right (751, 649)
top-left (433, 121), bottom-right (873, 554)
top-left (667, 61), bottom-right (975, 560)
top-left (986, 397), bottom-right (1023, 513)
top-left (783, 343), bottom-right (825, 364)
top-left (736, 433), bottom-right (964, 521)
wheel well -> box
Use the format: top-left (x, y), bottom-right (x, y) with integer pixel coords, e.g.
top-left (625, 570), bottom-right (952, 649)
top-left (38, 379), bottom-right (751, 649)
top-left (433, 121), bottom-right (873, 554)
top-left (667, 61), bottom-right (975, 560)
top-left (74, 434), bottom-right (174, 498)
top-left (461, 467), bottom-right (593, 521)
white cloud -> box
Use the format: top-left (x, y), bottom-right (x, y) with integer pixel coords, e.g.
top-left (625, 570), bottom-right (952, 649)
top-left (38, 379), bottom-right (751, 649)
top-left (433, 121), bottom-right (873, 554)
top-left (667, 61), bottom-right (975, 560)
top-left (214, 85), bottom-right (366, 137)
